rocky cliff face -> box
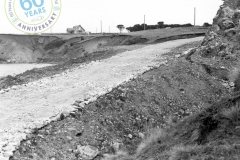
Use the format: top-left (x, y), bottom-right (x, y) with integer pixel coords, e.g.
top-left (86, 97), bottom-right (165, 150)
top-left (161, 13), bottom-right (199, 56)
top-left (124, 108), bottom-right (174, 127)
top-left (200, 0), bottom-right (240, 57)
top-left (186, 0), bottom-right (240, 90)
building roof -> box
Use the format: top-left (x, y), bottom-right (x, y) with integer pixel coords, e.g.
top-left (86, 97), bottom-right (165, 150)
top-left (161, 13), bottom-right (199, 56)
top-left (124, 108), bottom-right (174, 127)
top-left (73, 25), bottom-right (85, 32)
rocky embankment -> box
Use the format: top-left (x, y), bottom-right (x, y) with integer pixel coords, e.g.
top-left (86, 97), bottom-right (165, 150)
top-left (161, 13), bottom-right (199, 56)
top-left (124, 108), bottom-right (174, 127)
top-left (5, 1), bottom-right (240, 159)
top-left (111, 0), bottom-right (240, 159)
top-left (0, 38), bottom-right (203, 160)
top-left (190, 0), bottom-right (240, 83)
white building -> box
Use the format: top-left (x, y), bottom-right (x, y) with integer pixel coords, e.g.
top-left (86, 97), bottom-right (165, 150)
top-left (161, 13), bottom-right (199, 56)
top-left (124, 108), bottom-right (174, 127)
top-left (67, 25), bottom-right (86, 34)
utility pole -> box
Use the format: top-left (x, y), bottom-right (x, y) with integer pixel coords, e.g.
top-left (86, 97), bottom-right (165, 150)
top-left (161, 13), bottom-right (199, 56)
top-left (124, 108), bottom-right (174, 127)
top-left (96, 28), bottom-right (97, 34)
top-left (144, 15), bottom-right (146, 30)
top-left (109, 26), bottom-right (110, 33)
top-left (101, 21), bottom-right (102, 33)
top-left (194, 7), bottom-right (196, 26)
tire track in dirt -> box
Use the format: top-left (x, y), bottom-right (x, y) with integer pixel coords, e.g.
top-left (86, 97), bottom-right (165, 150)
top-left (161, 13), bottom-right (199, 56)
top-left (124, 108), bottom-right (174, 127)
top-left (0, 37), bottom-right (203, 159)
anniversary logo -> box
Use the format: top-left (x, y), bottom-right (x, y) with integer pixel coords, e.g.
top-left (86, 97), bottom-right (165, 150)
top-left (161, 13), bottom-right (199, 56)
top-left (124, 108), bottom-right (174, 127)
top-left (5, 0), bottom-right (61, 34)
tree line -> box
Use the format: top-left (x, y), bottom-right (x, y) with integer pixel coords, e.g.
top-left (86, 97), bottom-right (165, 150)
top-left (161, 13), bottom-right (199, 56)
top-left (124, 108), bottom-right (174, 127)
top-left (125, 22), bottom-right (212, 32)
top-left (125, 21), bottom-right (193, 32)
top-left (116, 22), bottom-right (212, 33)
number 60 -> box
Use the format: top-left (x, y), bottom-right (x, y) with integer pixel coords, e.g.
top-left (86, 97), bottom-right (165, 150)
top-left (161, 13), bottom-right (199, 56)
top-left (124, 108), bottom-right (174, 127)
top-left (20, 0), bottom-right (44, 11)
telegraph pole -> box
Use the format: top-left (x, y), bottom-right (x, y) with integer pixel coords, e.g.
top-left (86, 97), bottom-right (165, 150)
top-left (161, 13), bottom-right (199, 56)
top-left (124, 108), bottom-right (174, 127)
top-left (101, 21), bottom-right (102, 33)
top-left (109, 26), bottom-right (110, 33)
top-left (144, 15), bottom-right (146, 30)
top-left (194, 7), bottom-right (196, 26)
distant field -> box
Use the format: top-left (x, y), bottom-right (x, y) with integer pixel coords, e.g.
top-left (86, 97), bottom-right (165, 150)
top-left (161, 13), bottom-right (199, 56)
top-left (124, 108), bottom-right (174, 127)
top-left (126, 27), bottom-right (208, 41)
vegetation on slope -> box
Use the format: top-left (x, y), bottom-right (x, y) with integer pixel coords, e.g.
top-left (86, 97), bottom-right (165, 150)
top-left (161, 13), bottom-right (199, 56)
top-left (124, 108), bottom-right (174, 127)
top-left (9, 0), bottom-right (240, 159)
top-left (109, 0), bottom-right (240, 159)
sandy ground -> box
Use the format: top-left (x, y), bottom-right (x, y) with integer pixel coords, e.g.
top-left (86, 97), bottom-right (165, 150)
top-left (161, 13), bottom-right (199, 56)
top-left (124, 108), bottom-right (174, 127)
top-left (0, 64), bottom-right (54, 78)
top-left (0, 37), bottom-right (203, 159)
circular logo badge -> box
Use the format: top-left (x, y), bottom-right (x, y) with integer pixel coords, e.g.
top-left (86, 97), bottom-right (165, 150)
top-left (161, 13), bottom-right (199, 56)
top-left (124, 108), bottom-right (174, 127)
top-left (5, 0), bottom-right (61, 34)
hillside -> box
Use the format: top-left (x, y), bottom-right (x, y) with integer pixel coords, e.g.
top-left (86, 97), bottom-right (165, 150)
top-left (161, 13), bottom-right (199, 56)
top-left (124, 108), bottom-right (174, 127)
top-left (0, 27), bottom-right (206, 64)
top-left (3, 1), bottom-right (240, 160)
top-left (110, 0), bottom-right (240, 159)
top-left (127, 27), bottom-right (208, 43)
top-left (0, 35), bottom-right (128, 63)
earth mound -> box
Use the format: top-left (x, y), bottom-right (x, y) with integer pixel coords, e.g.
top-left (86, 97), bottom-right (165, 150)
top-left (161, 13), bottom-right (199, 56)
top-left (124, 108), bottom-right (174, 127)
top-left (0, 35), bottom-right (135, 63)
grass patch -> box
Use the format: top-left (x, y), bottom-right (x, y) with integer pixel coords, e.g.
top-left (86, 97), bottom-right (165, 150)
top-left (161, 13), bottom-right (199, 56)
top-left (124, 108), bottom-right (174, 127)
top-left (168, 145), bottom-right (204, 160)
top-left (135, 128), bottom-right (166, 156)
top-left (118, 93), bottom-right (240, 160)
top-left (221, 103), bottom-right (240, 123)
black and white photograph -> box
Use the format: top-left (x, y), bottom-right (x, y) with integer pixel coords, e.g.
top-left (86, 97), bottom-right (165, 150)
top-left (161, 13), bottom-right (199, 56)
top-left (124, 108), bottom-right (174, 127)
top-left (1, 0), bottom-right (240, 159)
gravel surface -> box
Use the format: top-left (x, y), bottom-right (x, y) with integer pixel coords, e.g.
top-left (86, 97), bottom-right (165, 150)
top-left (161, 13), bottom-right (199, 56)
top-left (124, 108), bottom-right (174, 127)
top-left (10, 39), bottom-right (230, 160)
top-left (0, 37), bottom-right (203, 159)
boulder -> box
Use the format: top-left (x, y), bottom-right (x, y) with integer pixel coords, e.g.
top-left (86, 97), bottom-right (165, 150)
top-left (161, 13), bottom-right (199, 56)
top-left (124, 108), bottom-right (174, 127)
top-left (224, 28), bottom-right (238, 37)
top-left (223, 19), bottom-right (235, 29)
top-left (232, 10), bottom-right (240, 24)
top-left (76, 145), bottom-right (99, 160)
top-left (222, 6), bottom-right (235, 18)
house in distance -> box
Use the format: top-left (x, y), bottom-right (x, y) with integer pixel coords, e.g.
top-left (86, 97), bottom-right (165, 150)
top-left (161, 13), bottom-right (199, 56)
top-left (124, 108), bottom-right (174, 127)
top-left (67, 25), bottom-right (86, 34)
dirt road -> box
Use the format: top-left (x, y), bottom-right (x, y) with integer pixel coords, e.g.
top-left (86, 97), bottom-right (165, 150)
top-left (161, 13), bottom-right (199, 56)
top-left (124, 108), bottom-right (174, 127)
top-left (0, 37), bottom-right (203, 159)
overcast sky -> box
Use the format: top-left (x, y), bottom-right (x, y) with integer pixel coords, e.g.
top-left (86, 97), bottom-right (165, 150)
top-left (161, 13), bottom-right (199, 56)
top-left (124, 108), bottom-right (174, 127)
top-left (1, 0), bottom-right (223, 34)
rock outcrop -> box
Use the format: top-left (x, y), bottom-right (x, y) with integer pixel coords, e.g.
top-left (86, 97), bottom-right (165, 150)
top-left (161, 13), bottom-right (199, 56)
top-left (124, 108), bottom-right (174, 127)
top-left (186, 0), bottom-right (240, 90)
top-left (200, 0), bottom-right (240, 56)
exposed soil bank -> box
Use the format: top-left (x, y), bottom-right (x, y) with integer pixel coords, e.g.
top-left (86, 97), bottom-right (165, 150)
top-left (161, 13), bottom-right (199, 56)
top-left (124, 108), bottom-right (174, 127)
top-left (0, 38), bottom-right (203, 159)
top-left (9, 40), bottom-right (231, 160)
top-left (0, 28), bottom-right (206, 64)
top-left (0, 34), bottom-right (133, 63)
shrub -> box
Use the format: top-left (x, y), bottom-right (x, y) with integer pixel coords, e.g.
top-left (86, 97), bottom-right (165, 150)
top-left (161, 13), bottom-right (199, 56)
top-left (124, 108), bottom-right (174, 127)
top-left (221, 103), bottom-right (240, 123)
top-left (136, 128), bottom-right (166, 156)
